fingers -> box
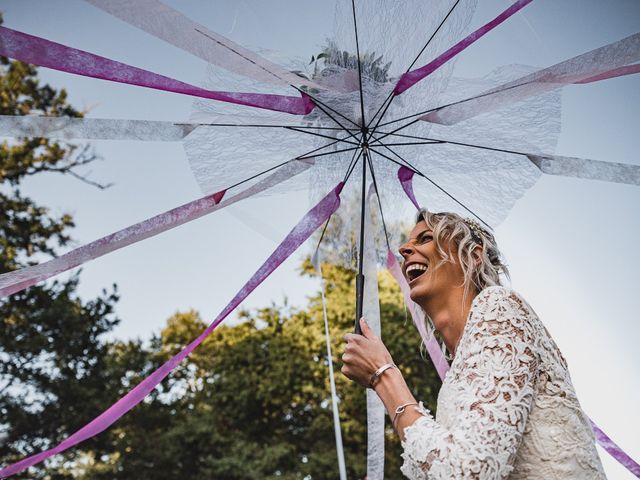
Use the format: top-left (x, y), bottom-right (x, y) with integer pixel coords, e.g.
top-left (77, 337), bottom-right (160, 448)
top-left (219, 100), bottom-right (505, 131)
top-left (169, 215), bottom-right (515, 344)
top-left (359, 317), bottom-right (371, 337)
top-left (359, 317), bottom-right (380, 341)
top-left (340, 353), bottom-right (355, 379)
top-left (343, 332), bottom-right (361, 344)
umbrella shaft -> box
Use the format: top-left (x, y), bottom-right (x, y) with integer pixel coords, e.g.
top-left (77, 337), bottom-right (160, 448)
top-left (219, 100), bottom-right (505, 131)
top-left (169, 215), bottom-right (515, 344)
top-left (355, 150), bottom-right (368, 335)
top-left (355, 273), bottom-right (364, 334)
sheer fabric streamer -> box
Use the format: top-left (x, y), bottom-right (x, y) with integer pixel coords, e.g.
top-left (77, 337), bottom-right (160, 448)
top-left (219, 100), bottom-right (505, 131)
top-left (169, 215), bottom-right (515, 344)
top-left (0, 116), bottom-right (197, 142)
top-left (0, 159), bottom-right (314, 299)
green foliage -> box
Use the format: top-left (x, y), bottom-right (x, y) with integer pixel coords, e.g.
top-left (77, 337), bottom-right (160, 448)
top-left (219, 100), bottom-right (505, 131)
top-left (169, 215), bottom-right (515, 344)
top-left (0, 53), bottom-right (102, 273)
top-left (309, 41), bottom-right (392, 84)
top-left (80, 261), bottom-right (440, 479)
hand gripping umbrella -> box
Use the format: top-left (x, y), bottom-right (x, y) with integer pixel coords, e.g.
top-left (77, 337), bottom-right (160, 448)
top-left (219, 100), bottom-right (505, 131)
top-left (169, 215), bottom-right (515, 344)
top-left (0, 0), bottom-right (639, 477)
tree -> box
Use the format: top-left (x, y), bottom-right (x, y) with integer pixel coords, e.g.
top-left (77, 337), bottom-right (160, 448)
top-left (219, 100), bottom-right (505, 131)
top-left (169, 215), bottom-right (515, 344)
top-left (79, 260), bottom-right (441, 479)
top-left (0, 17), bottom-right (123, 478)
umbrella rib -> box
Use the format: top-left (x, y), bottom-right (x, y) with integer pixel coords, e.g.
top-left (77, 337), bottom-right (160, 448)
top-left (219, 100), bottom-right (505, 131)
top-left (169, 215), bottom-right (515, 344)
top-left (298, 146), bottom-right (360, 160)
top-left (313, 215), bottom-right (335, 257)
top-left (225, 136), bottom-right (356, 192)
top-left (314, 148), bottom-right (364, 255)
top-left (366, 0), bottom-right (462, 133)
top-left (291, 86), bottom-right (362, 134)
top-left (366, 153), bottom-right (391, 251)
top-left (414, 136), bottom-right (537, 157)
top-left (371, 131), bottom-right (447, 142)
top-left (284, 127), bottom-right (360, 146)
top-left (193, 27), bottom-right (301, 89)
top-left (367, 116), bottom-right (423, 147)
top-left (373, 141), bottom-right (444, 147)
top-left (184, 122), bottom-right (357, 131)
top-left (406, 0), bottom-right (464, 73)
top-left (351, 0), bottom-right (367, 127)
top-left (367, 145), bottom-right (420, 174)
top-left (378, 78), bottom-right (537, 129)
top-left (369, 144), bottom-right (492, 230)
top-left (343, 148), bottom-right (365, 184)
top-left (312, 151), bottom-right (363, 267)
top-left (369, 132), bottom-right (427, 172)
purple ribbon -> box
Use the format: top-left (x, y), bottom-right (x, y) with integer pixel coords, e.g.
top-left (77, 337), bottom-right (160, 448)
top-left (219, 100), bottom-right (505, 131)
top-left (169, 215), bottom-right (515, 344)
top-left (394, 0), bottom-right (534, 95)
top-left (397, 166), bottom-right (420, 210)
top-left (590, 420), bottom-right (640, 477)
top-left (576, 63), bottom-right (640, 84)
top-left (0, 158), bottom-right (314, 299)
top-left (0, 27), bottom-right (314, 115)
top-left (395, 166), bottom-right (640, 478)
top-left (0, 189), bottom-right (225, 298)
top-left (0, 182), bottom-right (343, 478)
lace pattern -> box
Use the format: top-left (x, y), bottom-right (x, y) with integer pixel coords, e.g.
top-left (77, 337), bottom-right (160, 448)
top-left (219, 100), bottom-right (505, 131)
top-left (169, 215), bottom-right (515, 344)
top-left (400, 287), bottom-right (606, 479)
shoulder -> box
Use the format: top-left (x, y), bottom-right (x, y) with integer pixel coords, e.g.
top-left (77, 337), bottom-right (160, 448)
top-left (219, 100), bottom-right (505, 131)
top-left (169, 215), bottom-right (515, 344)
top-left (469, 286), bottom-right (540, 339)
top-left (454, 286), bottom-right (542, 384)
top-left (473, 286), bottom-right (534, 317)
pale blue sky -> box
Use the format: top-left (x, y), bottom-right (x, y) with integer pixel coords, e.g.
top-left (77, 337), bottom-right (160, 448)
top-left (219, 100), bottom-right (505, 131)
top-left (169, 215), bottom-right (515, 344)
top-left (1, 1), bottom-right (639, 477)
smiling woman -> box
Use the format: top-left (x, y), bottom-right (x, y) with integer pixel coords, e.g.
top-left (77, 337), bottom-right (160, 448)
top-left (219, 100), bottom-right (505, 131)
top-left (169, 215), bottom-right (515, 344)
top-left (402, 210), bottom-right (509, 343)
top-left (341, 211), bottom-right (607, 479)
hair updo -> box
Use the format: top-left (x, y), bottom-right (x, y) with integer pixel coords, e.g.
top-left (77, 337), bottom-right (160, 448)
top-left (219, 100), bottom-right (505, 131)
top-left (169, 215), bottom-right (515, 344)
top-left (416, 209), bottom-right (510, 300)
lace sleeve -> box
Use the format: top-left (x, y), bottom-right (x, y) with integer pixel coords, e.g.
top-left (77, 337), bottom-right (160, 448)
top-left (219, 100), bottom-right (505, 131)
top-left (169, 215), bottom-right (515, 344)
top-left (401, 288), bottom-right (539, 479)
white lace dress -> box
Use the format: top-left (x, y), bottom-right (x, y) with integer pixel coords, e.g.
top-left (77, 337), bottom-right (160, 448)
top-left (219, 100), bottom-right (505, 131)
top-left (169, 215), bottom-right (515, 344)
top-left (401, 286), bottom-right (607, 479)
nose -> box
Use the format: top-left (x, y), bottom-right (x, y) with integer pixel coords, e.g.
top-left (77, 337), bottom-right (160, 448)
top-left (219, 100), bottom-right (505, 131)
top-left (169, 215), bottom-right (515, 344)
top-left (399, 242), bottom-right (414, 259)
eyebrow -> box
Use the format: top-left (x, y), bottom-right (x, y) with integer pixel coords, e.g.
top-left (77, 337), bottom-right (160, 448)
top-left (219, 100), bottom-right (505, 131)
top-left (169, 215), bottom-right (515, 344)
top-left (409, 228), bottom-right (432, 241)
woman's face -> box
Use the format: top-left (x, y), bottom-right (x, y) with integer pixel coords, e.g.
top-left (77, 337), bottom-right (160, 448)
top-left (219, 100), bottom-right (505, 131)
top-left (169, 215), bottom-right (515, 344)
top-left (399, 220), bottom-right (466, 306)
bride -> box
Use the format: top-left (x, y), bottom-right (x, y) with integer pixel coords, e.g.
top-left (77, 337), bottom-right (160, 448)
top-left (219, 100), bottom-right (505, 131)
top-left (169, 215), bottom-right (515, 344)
top-left (341, 210), bottom-right (606, 479)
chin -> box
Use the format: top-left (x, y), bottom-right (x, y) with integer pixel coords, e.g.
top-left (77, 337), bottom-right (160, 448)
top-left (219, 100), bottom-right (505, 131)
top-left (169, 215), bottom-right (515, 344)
top-left (408, 284), bottom-right (430, 307)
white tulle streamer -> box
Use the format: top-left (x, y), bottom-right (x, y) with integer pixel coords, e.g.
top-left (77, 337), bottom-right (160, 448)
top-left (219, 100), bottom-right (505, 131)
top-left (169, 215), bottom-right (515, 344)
top-left (84, 0), bottom-right (322, 91)
top-left (312, 252), bottom-right (347, 480)
top-left (0, 115), bottom-right (197, 141)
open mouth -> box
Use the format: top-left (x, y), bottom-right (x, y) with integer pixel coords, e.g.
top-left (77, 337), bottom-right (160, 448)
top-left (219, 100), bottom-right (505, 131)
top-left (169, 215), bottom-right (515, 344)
top-left (405, 263), bottom-right (428, 282)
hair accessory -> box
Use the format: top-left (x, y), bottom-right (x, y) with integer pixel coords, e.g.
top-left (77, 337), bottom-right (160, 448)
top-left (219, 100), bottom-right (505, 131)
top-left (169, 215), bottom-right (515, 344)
top-left (392, 401), bottom-right (419, 429)
top-left (463, 217), bottom-right (489, 243)
top-left (368, 363), bottom-right (398, 389)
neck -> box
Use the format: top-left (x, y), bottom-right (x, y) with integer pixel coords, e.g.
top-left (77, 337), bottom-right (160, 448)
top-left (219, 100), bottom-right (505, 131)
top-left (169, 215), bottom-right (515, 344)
top-left (423, 287), bottom-right (476, 355)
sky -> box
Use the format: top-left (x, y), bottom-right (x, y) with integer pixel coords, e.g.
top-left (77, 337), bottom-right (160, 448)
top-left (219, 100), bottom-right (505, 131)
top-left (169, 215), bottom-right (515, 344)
top-left (1, 0), bottom-right (639, 477)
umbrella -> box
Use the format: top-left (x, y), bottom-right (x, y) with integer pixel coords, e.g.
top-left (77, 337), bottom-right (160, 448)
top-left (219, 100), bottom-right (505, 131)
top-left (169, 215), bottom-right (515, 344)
top-left (0, 0), bottom-right (639, 477)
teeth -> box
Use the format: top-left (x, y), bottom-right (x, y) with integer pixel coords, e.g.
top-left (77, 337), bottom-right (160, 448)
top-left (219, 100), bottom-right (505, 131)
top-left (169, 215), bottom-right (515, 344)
top-left (406, 264), bottom-right (428, 274)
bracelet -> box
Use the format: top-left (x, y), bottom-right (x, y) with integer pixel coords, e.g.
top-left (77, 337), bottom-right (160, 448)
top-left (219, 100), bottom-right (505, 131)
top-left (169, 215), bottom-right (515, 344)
top-left (368, 363), bottom-right (398, 389)
top-left (392, 402), bottom-right (418, 430)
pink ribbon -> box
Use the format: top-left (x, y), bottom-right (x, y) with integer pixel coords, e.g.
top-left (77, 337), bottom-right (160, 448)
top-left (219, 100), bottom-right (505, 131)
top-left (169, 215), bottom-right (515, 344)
top-left (0, 27), bottom-right (314, 115)
top-left (394, 0), bottom-right (534, 95)
top-left (0, 182), bottom-right (343, 478)
top-left (0, 159), bottom-right (313, 299)
top-left (590, 420), bottom-right (640, 476)
top-left (421, 33), bottom-right (640, 125)
top-left (394, 166), bottom-right (640, 478)
top-left (397, 166), bottom-right (420, 210)
top-left (576, 63), bottom-right (640, 84)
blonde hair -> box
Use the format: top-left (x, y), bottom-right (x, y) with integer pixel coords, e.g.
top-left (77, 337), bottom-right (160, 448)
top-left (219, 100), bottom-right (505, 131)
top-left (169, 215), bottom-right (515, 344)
top-left (410, 210), bottom-right (510, 356)
top-left (417, 209), bottom-right (510, 301)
